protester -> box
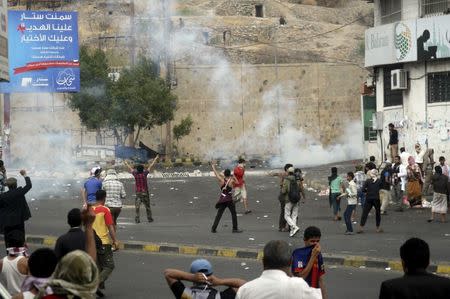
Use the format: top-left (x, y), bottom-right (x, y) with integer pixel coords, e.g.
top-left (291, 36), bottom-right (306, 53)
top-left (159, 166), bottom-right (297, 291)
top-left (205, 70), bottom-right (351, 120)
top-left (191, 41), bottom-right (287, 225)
top-left (0, 230), bottom-right (28, 295)
top-left (379, 161), bottom-right (392, 215)
top-left (379, 238), bottom-right (450, 299)
top-left (437, 156), bottom-right (449, 177)
top-left (0, 169), bottom-right (32, 248)
top-left (12, 248), bottom-right (57, 299)
top-left (328, 167), bottom-right (343, 221)
top-left (0, 160), bottom-right (6, 193)
top-left (236, 240), bottom-right (322, 299)
top-left (233, 158), bottom-right (251, 214)
top-left (428, 166), bottom-right (449, 223)
top-left (164, 258), bottom-right (246, 299)
top-left (406, 156), bottom-right (423, 207)
top-left (294, 168), bottom-right (306, 203)
top-left (422, 148), bottom-right (435, 196)
top-left (35, 250), bottom-right (99, 299)
top-left (358, 169), bottom-right (383, 233)
top-left (211, 162), bottom-right (242, 233)
top-left (391, 156), bottom-right (407, 212)
top-left (82, 166), bottom-right (102, 207)
top-left (92, 190), bottom-right (119, 296)
top-left (354, 165), bottom-right (366, 213)
top-left (414, 143), bottom-right (426, 175)
top-left (281, 167), bottom-right (300, 237)
top-left (54, 208), bottom-right (102, 261)
top-left (364, 156), bottom-right (377, 174)
top-left (292, 226), bottom-right (326, 298)
top-left (275, 164), bottom-right (292, 232)
top-left (102, 169), bottom-right (126, 228)
top-left (124, 156), bottom-right (159, 223)
top-left (400, 147), bottom-right (410, 166)
top-left (340, 172), bottom-right (358, 234)
top-left (387, 123), bottom-right (398, 162)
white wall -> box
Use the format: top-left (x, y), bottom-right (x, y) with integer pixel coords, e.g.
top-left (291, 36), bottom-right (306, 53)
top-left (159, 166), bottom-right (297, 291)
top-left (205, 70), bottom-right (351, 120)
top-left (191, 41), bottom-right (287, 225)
top-left (373, 60), bottom-right (450, 159)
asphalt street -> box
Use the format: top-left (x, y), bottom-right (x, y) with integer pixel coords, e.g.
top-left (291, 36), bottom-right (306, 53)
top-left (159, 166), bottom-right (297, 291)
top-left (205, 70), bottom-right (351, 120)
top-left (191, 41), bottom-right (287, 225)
top-left (22, 175), bottom-right (450, 263)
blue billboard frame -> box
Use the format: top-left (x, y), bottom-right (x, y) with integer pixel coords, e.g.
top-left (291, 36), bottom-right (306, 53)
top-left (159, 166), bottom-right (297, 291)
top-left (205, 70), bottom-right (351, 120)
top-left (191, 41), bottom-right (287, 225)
top-left (0, 10), bottom-right (79, 93)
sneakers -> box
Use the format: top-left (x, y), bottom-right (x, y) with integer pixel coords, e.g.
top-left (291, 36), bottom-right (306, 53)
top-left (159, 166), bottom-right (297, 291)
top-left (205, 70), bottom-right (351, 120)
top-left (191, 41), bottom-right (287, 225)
top-left (232, 229), bottom-right (243, 233)
top-left (289, 226), bottom-right (300, 237)
top-left (148, 218), bottom-right (154, 223)
top-left (345, 231), bottom-right (354, 235)
top-left (244, 210), bottom-right (252, 214)
top-left (211, 229), bottom-right (217, 233)
top-left (135, 218), bottom-right (140, 224)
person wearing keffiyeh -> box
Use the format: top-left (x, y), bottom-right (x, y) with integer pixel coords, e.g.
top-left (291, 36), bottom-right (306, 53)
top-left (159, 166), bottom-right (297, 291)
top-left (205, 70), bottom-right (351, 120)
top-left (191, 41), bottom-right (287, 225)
top-left (36, 250), bottom-right (99, 299)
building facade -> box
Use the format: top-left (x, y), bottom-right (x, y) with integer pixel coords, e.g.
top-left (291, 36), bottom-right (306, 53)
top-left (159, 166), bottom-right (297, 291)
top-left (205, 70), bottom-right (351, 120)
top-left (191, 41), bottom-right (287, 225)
top-left (365, 0), bottom-right (450, 161)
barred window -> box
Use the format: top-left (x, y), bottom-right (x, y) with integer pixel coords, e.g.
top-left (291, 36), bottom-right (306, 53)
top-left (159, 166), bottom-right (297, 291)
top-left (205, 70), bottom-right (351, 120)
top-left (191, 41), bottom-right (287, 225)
top-left (383, 65), bottom-right (403, 107)
top-left (421, 0), bottom-right (450, 16)
top-left (428, 72), bottom-right (450, 103)
top-left (380, 0), bottom-right (402, 24)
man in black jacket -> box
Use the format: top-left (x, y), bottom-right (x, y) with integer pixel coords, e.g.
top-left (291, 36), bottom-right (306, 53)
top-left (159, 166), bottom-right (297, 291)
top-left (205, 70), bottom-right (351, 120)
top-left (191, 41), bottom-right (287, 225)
top-left (379, 238), bottom-right (450, 299)
top-left (0, 169), bottom-right (32, 249)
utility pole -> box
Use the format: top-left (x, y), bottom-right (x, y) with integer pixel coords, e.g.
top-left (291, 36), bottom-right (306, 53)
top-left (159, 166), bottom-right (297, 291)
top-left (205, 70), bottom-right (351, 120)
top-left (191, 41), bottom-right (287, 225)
top-left (161, 0), bottom-right (172, 159)
top-left (273, 25), bottom-right (282, 158)
top-left (128, 0), bottom-right (136, 146)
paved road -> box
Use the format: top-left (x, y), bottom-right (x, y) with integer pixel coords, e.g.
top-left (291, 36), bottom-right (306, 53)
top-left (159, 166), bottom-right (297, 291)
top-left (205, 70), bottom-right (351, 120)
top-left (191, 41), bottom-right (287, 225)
top-left (94, 250), bottom-right (401, 299)
top-left (22, 175), bottom-right (450, 263)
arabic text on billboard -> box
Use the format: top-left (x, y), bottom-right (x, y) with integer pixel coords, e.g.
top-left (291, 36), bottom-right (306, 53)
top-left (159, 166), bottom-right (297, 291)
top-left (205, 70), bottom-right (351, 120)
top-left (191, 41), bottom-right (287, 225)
top-left (0, 10), bottom-right (79, 92)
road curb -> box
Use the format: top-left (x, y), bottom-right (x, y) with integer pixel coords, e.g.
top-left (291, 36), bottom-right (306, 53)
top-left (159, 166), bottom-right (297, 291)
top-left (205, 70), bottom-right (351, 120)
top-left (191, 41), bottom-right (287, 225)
top-left (24, 235), bottom-right (450, 274)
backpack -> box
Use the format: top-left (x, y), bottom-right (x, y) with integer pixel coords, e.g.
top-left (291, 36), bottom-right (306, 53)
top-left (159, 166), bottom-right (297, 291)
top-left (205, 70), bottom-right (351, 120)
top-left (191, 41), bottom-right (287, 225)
top-left (288, 178), bottom-right (301, 203)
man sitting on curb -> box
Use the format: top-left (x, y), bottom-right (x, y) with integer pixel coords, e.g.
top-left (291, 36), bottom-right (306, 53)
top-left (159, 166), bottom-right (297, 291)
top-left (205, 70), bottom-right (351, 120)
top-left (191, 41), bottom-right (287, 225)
top-left (164, 258), bottom-right (246, 299)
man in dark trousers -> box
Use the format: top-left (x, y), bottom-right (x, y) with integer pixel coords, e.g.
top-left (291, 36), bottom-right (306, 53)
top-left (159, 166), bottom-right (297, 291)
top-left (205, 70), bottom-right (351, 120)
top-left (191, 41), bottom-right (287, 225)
top-left (379, 237), bottom-right (450, 299)
top-left (387, 123), bottom-right (399, 162)
top-left (0, 169), bottom-right (32, 249)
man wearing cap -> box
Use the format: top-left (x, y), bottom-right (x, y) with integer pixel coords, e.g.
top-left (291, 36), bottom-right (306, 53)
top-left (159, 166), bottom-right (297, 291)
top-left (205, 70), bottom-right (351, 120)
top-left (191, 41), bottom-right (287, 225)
top-left (82, 166), bottom-right (102, 207)
top-left (234, 158), bottom-right (251, 214)
top-left (0, 169), bottom-right (32, 249)
top-left (164, 259), bottom-right (246, 299)
top-left (102, 169), bottom-right (126, 229)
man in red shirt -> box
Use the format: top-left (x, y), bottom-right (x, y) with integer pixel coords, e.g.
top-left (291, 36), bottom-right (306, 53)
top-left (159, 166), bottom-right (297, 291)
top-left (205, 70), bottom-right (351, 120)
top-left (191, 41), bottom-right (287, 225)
top-left (93, 190), bottom-right (119, 296)
top-left (125, 155), bottom-right (159, 223)
top-left (233, 158), bottom-right (251, 214)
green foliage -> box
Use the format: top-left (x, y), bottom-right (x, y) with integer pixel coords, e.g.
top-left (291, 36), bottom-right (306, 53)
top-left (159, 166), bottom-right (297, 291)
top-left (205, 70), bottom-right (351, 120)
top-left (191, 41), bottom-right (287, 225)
top-left (69, 48), bottom-right (178, 146)
top-left (173, 115), bottom-right (193, 143)
top-left (68, 46), bottom-right (112, 130)
top-left (111, 56), bottom-right (177, 132)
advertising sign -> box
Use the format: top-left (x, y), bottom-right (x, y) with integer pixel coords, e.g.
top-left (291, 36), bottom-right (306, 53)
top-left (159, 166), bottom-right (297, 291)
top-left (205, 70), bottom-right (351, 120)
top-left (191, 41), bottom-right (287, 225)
top-left (416, 15), bottom-right (450, 61)
top-left (0, 10), bottom-right (79, 93)
top-left (365, 20), bottom-right (417, 67)
top-left (0, 0), bottom-right (8, 81)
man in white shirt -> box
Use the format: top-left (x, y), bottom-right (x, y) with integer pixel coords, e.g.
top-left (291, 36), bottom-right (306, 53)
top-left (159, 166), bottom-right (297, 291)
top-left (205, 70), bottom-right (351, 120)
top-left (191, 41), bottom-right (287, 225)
top-left (236, 240), bottom-right (322, 299)
top-left (400, 147), bottom-right (410, 166)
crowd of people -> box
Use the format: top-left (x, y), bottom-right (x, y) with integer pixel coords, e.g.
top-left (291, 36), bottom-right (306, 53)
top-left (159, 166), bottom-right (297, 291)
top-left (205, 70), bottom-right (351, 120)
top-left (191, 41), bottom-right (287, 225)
top-left (1, 147), bottom-right (450, 299)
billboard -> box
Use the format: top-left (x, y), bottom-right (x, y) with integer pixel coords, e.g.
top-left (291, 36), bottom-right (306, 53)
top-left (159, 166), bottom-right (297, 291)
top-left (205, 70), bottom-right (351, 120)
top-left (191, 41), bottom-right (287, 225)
top-left (0, 10), bottom-right (79, 93)
top-left (365, 20), bottom-right (417, 67)
top-left (0, 0), bottom-right (8, 81)
top-left (416, 15), bottom-right (450, 61)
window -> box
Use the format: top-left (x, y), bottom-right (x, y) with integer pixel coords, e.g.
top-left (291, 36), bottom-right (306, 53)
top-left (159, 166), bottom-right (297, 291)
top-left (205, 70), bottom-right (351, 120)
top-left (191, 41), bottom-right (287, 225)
top-left (380, 0), bottom-right (401, 24)
top-left (362, 96), bottom-right (377, 142)
top-left (428, 71), bottom-right (450, 103)
top-left (421, 0), bottom-right (450, 16)
top-left (255, 5), bottom-right (263, 18)
top-left (383, 65), bottom-right (403, 107)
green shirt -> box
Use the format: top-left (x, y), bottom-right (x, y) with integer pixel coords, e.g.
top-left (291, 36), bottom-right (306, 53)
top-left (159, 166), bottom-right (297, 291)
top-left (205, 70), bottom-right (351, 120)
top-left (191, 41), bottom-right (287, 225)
top-left (330, 176), bottom-right (343, 193)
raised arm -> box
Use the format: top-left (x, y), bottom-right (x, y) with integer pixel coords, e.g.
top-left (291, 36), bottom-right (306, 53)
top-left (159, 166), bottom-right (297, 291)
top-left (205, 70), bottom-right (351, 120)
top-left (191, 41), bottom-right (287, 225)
top-left (211, 161), bottom-right (224, 183)
top-left (164, 268), bottom-right (201, 286)
top-left (82, 207), bottom-right (97, 262)
top-left (147, 154), bottom-right (159, 172)
top-left (19, 170), bottom-right (32, 194)
top-left (124, 160), bottom-right (134, 172)
top-left (209, 275), bottom-right (246, 289)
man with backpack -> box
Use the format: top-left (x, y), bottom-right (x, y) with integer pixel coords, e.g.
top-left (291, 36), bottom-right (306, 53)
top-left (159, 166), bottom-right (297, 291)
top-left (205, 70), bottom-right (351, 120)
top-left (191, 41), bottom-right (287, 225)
top-left (164, 258), bottom-right (246, 299)
top-left (281, 167), bottom-right (301, 237)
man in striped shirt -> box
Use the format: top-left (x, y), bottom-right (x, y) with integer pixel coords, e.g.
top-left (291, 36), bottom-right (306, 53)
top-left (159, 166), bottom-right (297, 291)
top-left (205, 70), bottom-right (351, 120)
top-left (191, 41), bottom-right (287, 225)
top-left (102, 169), bottom-right (126, 229)
top-left (125, 155), bottom-right (159, 223)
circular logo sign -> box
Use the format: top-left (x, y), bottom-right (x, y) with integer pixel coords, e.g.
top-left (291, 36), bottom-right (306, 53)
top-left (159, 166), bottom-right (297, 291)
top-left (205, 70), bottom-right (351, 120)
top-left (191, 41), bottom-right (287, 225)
top-left (395, 23), bottom-right (412, 61)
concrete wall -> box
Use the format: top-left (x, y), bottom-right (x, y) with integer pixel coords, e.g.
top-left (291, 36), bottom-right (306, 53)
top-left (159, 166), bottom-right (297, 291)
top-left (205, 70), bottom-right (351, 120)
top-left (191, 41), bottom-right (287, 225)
top-left (4, 63), bottom-right (365, 162)
top-left (368, 60), bottom-right (450, 160)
